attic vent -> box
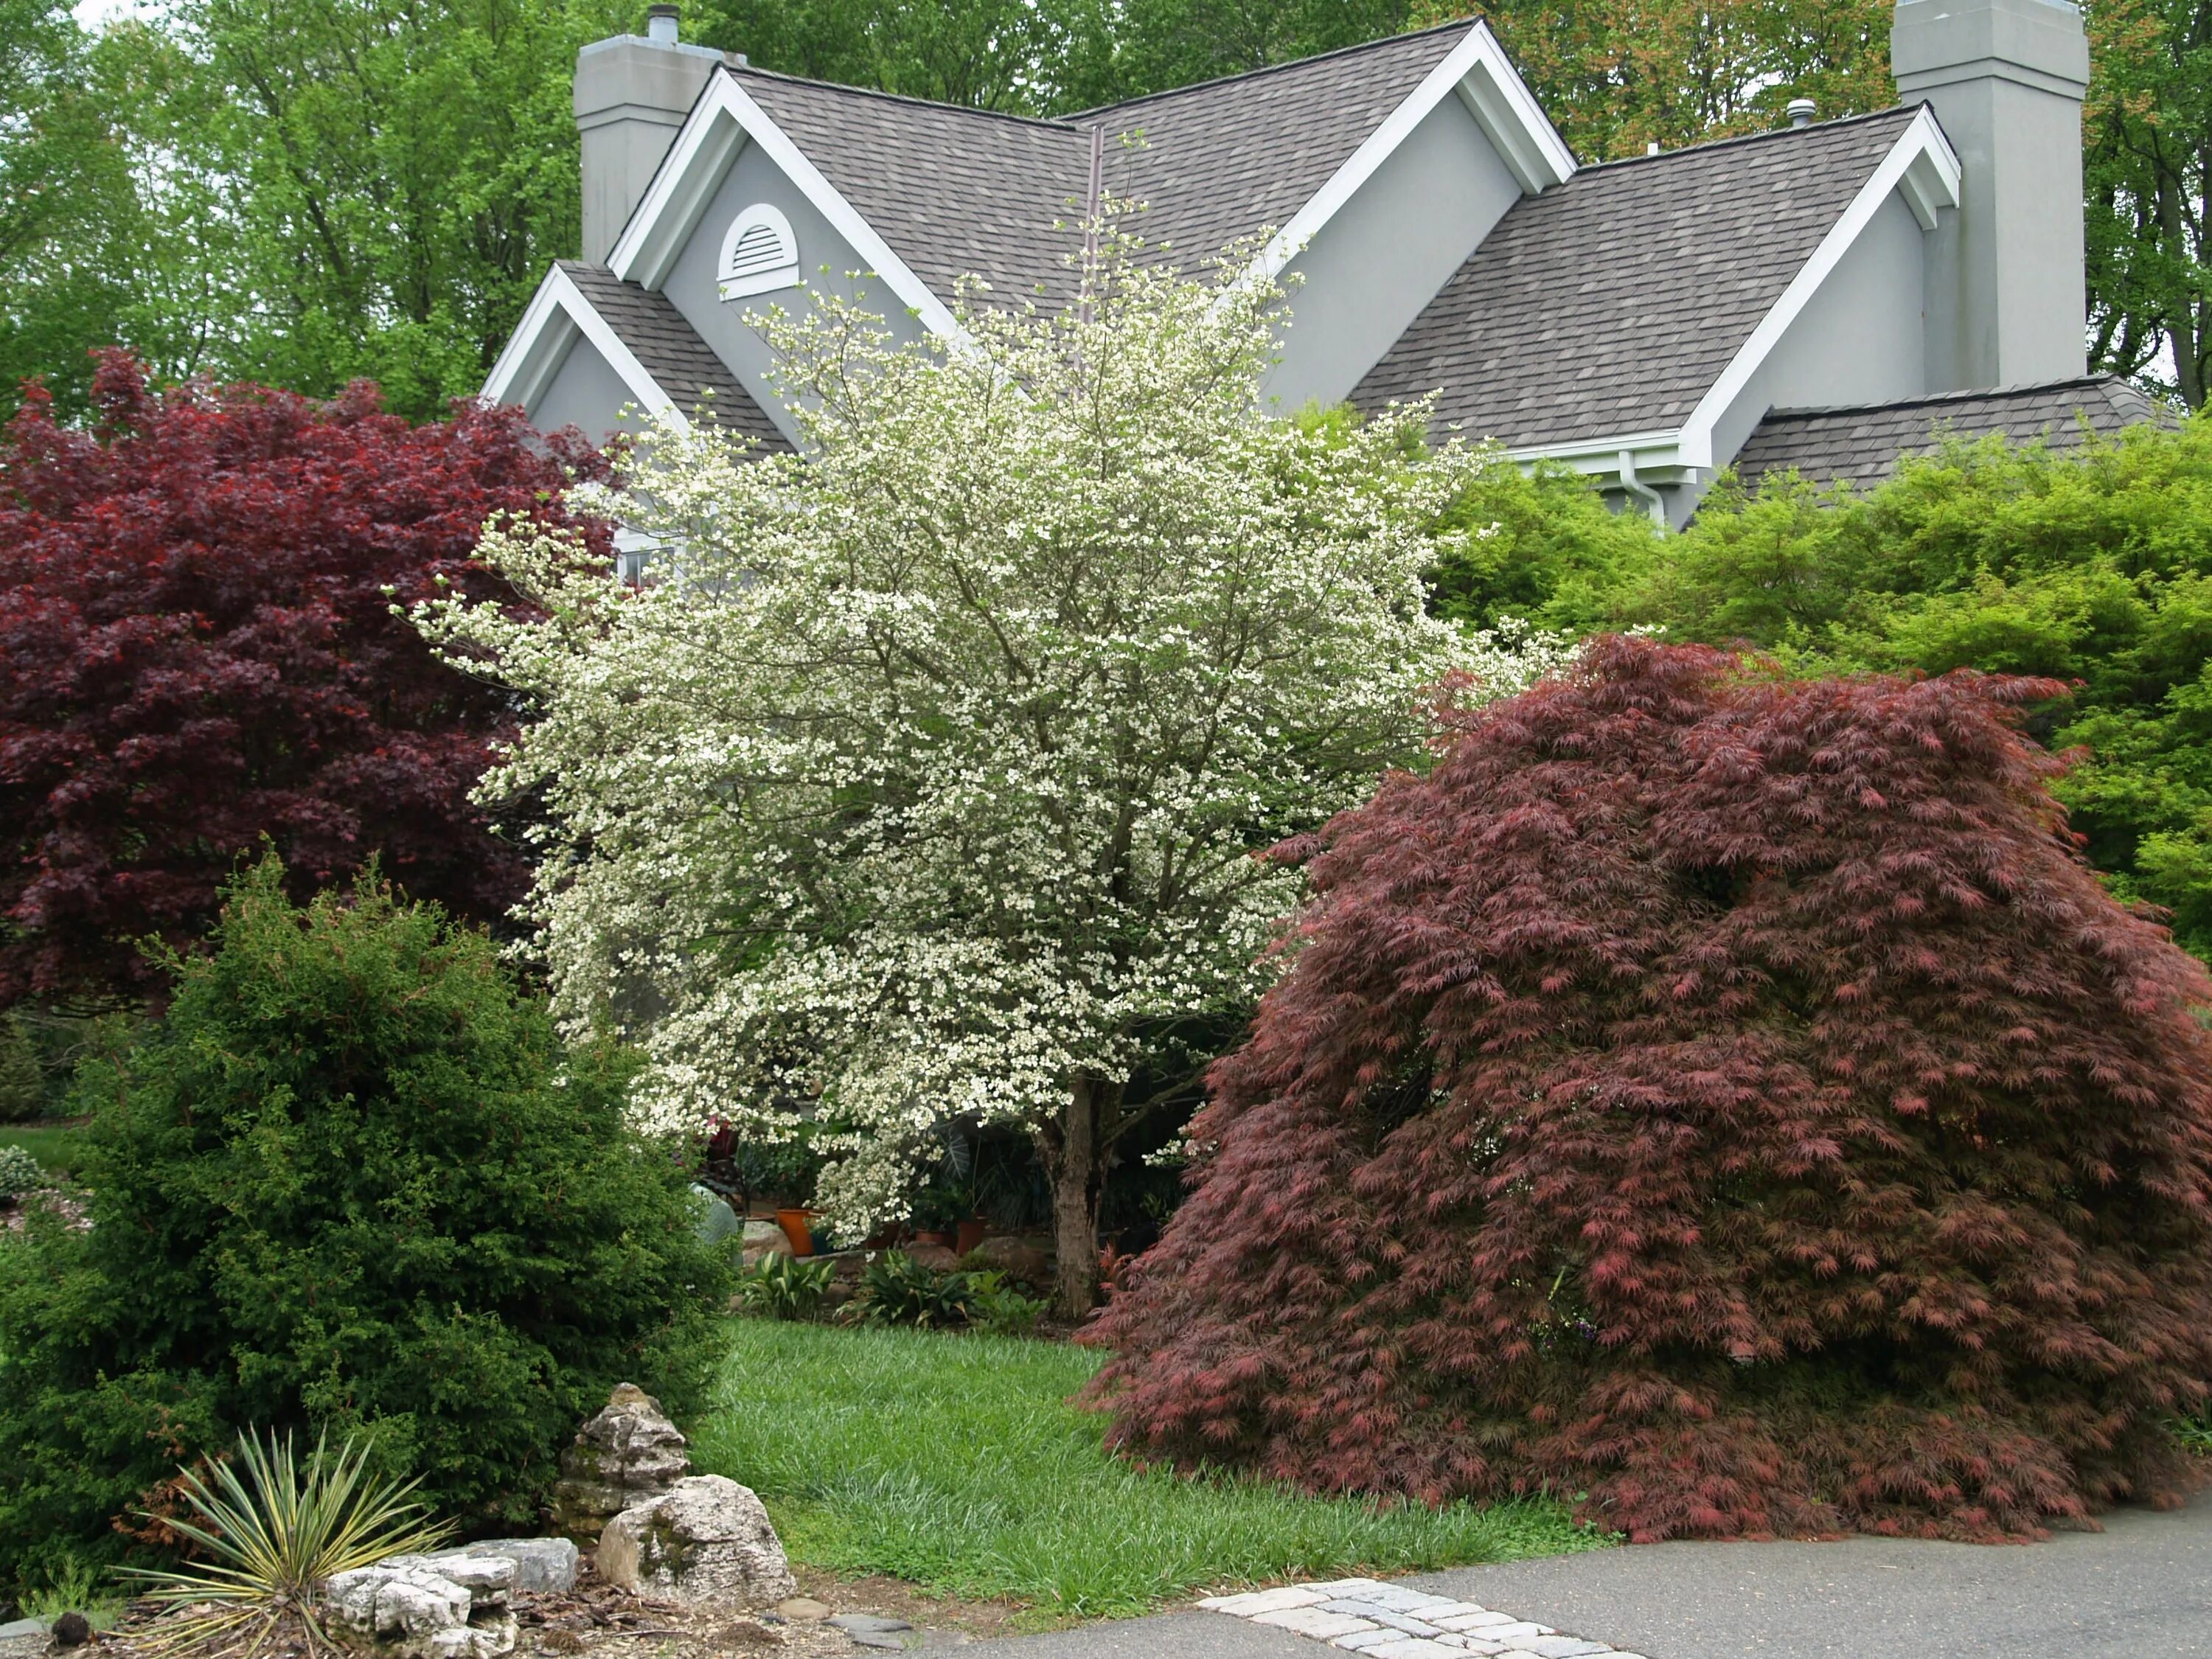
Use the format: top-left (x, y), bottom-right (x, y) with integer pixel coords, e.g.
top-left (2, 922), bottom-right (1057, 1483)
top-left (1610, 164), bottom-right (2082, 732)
top-left (717, 204), bottom-right (801, 300)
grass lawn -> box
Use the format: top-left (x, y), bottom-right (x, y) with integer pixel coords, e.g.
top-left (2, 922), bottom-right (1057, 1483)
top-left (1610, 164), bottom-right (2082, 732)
top-left (0, 1120), bottom-right (90, 1175)
top-left (689, 1318), bottom-right (1610, 1622)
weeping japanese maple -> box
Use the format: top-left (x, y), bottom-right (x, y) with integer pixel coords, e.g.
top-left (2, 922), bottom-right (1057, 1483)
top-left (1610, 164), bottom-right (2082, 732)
top-left (1086, 636), bottom-right (2212, 1542)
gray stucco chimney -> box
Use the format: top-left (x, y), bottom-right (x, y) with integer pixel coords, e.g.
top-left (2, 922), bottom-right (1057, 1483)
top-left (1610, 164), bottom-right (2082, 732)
top-left (1892, 0), bottom-right (2090, 390)
top-left (574, 6), bottom-right (722, 265)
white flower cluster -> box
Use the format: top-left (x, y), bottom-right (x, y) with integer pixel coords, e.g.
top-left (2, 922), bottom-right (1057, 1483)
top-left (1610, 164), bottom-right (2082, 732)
top-left (421, 236), bottom-right (1571, 1234)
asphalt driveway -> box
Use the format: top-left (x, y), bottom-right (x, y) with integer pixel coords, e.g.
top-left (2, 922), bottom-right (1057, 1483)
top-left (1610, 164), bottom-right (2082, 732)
top-left (914, 1492), bottom-right (2212, 1658)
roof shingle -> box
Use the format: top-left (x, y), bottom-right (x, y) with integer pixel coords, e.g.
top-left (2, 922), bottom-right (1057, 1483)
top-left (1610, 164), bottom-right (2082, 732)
top-left (559, 262), bottom-right (790, 448)
top-left (720, 22), bottom-right (1480, 309)
top-left (1352, 108), bottom-right (1920, 451)
top-left (1729, 375), bottom-right (2172, 493)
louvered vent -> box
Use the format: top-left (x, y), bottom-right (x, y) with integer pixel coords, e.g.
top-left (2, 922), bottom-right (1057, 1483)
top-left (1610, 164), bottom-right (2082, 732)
top-left (717, 204), bottom-right (800, 300)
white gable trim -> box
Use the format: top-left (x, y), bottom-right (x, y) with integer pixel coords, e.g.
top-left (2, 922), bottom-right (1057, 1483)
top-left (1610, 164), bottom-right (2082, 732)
top-left (607, 69), bottom-right (969, 345)
top-left (1228, 21), bottom-right (1575, 299)
top-left (480, 264), bottom-right (689, 431)
top-left (1678, 108), bottom-right (1961, 468)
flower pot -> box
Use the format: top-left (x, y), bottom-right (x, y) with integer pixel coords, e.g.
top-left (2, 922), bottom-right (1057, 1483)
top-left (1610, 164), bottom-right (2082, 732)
top-left (776, 1208), bottom-right (819, 1256)
top-left (956, 1218), bottom-right (988, 1258)
top-left (914, 1228), bottom-right (955, 1251)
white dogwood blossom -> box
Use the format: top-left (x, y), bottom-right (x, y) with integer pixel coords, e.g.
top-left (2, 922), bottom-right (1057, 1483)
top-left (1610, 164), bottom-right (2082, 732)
top-left (422, 236), bottom-right (1571, 1304)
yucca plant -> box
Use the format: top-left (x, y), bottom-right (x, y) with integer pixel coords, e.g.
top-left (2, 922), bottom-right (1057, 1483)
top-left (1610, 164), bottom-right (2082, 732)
top-left (123, 1428), bottom-right (452, 1657)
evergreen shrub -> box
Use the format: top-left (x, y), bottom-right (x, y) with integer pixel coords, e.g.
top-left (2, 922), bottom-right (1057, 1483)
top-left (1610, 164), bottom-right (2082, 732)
top-left (1088, 637), bottom-right (2212, 1542)
top-left (0, 858), bottom-right (730, 1585)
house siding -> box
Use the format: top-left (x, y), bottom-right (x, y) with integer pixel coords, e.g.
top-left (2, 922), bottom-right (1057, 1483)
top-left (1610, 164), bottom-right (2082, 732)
top-left (1267, 95), bottom-right (1523, 413)
top-left (1697, 189), bottom-right (1930, 515)
top-left (533, 332), bottom-right (643, 446)
top-left (659, 139), bottom-right (931, 446)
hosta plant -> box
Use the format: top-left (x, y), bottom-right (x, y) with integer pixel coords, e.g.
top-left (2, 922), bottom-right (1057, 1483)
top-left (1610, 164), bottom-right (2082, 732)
top-left (1088, 636), bottom-right (2212, 1543)
top-left (735, 1253), bottom-right (836, 1321)
top-left (124, 1428), bottom-right (451, 1656)
top-left (853, 1252), bottom-right (977, 1329)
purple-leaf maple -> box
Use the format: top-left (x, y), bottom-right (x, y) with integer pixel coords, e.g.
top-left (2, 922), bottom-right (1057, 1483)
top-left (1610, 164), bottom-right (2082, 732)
top-left (1086, 636), bottom-right (2212, 1542)
top-left (0, 353), bottom-right (611, 1007)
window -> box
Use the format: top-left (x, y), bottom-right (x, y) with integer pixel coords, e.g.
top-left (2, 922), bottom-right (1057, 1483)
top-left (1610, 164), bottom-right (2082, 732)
top-left (717, 203), bottom-right (801, 300)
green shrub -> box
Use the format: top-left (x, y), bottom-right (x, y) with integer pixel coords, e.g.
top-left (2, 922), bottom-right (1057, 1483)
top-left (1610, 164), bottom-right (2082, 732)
top-left (0, 1015), bottom-right (40, 1124)
top-left (734, 1254), bottom-right (835, 1321)
top-left (852, 1251), bottom-right (975, 1329)
top-left (0, 857), bottom-right (731, 1587)
top-left (964, 1270), bottom-right (1046, 1337)
top-left (0, 1146), bottom-right (41, 1200)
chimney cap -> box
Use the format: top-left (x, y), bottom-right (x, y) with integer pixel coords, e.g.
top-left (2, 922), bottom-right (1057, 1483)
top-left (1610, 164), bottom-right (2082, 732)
top-left (1787, 97), bottom-right (1818, 128)
top-left (647, 3), bottom-right (680, 44)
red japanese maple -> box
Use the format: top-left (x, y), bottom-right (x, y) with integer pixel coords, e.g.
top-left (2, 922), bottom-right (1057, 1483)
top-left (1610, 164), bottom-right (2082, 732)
top-left (1087, 636), bottom-right (2212, 1542)
top-left (0, 354), bottom-right (610, 1007)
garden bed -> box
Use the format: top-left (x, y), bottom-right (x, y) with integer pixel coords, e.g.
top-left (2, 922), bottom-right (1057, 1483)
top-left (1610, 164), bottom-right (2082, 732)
top-left (688, 1319), bottom-right (1610, 1624)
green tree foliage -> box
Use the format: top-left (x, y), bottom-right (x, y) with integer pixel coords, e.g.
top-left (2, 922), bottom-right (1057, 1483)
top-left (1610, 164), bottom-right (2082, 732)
top-left (1627, 419), bottom-right (2212, 955)
top-left (0, 858), bottom-right (728, 1585)
top-left (2082, 0), bottom-right (2212, 407)
top-left (1414, 0), bottom-right (1893, 160)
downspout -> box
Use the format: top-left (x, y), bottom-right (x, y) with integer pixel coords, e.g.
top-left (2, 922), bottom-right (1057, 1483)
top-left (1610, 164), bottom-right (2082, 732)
top-left (1617, 448), bottom-right (1668, 527)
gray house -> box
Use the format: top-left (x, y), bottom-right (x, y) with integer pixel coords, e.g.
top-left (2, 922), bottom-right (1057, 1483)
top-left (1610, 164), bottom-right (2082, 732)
top-left (484, 0), bottom-right (2154, 527)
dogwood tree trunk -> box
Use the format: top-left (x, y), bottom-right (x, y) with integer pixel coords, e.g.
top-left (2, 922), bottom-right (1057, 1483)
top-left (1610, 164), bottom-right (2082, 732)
top-left (1045, 1074), bottom-right (1117, 1318)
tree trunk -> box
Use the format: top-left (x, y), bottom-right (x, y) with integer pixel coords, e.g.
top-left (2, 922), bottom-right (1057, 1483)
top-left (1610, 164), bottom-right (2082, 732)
top-left (1045, 1074), bottom-right (1113, 1320)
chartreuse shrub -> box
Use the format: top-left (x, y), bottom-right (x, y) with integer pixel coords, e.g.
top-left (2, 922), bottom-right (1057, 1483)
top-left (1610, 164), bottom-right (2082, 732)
top-left (1088, 637), bottom-right (2212, 1543)
top-left (0, 858), bottom-right (730, 1587)
top-left (1623, 417), bottom-right (2212, 957)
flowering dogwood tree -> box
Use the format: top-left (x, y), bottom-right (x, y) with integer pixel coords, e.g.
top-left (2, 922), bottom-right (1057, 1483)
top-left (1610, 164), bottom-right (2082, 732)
top-left (428, 242), bottom-right (1569, 1313)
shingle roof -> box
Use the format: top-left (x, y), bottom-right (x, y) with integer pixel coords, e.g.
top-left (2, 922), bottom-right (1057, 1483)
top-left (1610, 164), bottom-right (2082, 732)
top-left (1730, 375), bottom-right (2173, 493)
top-left (719, 21), bottom-right (1478, 309)
top-left (727, 71), bottom-right (1092, 307)
top-left (1352, 107), bottom-right (1921, 451)
top-left (1089, 23), bottom-right (1481, 273)
top-left (559, 262), bottom-right (790, 448)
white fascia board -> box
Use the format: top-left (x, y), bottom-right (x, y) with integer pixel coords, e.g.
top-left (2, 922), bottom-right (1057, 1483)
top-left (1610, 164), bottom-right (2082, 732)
top-left (479, 263), bottom-right (686, 432)
top-left (1506, 428), bottom-right (1688, 473)
top-left (608, 69), bottom-right (970, 348)
top-left (1679, 108), bottom-right (1961, 468)
top-left (1228, 21), bottom-right (1575, 297)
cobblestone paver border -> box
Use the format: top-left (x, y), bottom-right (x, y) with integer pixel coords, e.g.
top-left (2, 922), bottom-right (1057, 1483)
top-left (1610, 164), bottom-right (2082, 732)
top-left (1196, 1579), bottom-right (1648, 1659)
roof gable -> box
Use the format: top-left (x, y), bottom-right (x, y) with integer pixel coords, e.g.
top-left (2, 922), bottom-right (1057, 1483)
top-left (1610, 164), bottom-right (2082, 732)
top-left (1352, 107), bottom-right (1931, 453)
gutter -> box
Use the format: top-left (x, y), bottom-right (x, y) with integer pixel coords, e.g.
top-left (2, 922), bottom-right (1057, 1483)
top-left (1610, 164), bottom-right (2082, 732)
top-left (1615, 448), bottom-right (1668, 526)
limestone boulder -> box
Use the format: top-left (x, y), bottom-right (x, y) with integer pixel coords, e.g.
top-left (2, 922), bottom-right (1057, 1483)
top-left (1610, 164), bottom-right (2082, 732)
top-left (739, 1219), bottom-right (793, 1268)
top-left (321, 1554), bottom-right (516, 1659)
top-left (551, 1383), bottom-right (690, 1541)
top-left (422, 1539), bottom-right (578, 1595)
top-left (963, 1235), bottom-right (1051, 1288)
top-left (595, 1475), bottom-right (796, 1607)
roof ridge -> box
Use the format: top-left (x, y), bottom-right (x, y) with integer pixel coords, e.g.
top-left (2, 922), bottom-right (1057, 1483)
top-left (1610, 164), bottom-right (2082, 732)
top-left (1570, 104), bottom-right (1917, 177)
top-left (1071, 18), bottom-right (1478, 120)
top-left (1761, 375), bottom-right (2134, 422)
top-left (721, 61), bottom-right (1083, 133)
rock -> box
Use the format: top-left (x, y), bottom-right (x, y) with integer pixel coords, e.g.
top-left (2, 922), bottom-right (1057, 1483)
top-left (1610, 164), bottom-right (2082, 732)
top-left (48, 1616), bottom-right (89, 1650)
top-left (597, 1477), bottom-right (796, 1608)
top-left (828, 1614), bottom-right (912, 1635)
top-left (739, 1219), bottom-right (793, 1267)
top-left (423, 1540), bottom-right (578, 1595)
top-left (962, 1236), bottom-right (1050, 1287)
top-left (321, 1554), bottom-right (517, 1659)
top-left (903, 1242), bottom-right (960, 1273)
top-left (773, 1599), bottom-right (831, 1622)
top-left (550, 1383), bottom-right (690, 1541)
top-left (692, 1186), bottom-right (742, 1248)
top-left (0, 1624), bottom-right (45, 1643)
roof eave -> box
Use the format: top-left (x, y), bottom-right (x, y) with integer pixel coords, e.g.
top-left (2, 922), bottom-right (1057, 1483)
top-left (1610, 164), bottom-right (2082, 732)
top-left (481, 263), bottom-right (686, 430)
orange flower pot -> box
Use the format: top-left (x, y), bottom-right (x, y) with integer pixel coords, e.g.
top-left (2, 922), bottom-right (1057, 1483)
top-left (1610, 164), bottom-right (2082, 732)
top-left (776, 1208), bottom-right (819, 1256)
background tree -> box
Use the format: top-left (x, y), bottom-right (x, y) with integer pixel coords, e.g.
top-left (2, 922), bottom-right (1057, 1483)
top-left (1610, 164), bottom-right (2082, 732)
top-left (1089, 636), bottom-right (2212, 1541)
top-left (425, 237), bottom-right (1569, 1317)
top-left (0, 352), bottom-right (609, 1011)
